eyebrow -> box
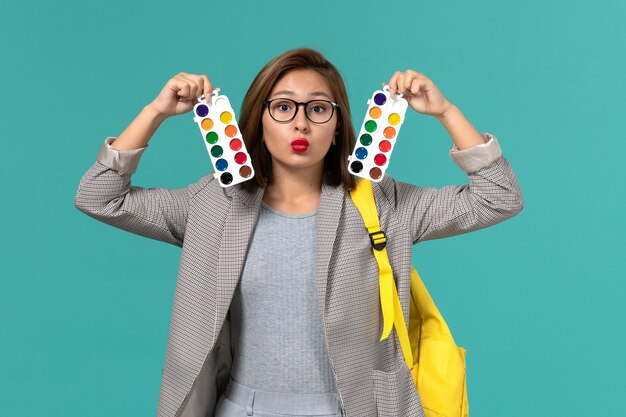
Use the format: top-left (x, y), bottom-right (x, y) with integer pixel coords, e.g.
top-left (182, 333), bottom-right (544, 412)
top-left (271, 90), bottom-right (333, 100)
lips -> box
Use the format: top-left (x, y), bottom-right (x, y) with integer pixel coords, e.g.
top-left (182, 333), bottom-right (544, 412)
top-left (291, 138), bottom-right (309, 153)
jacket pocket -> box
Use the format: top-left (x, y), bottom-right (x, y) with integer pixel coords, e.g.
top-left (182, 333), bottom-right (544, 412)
top-left (371, 359), bottom-right (425, 417)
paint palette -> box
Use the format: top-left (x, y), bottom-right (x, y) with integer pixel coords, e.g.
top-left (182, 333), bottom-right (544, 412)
top-left (192, 91), bottom-right (255, 187)
top-left (348, 86), bottom-right (408, 182)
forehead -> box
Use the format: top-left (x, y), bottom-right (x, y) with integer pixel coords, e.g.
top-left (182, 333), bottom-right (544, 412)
top-left (270, 69), bottom-right (333, 99)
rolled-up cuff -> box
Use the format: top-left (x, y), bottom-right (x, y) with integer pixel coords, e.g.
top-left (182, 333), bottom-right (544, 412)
top-left (95, 136), bottom-right (148, 175)
top-left (449, 132), bottom-right (503, 173)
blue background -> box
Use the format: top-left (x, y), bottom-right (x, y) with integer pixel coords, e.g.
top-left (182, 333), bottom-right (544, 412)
top-left (2, 0), bottom-right (624, 416)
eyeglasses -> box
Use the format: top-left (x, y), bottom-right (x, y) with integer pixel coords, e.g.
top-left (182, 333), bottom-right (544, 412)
top-left (265, 98), bottom-right (339, 124)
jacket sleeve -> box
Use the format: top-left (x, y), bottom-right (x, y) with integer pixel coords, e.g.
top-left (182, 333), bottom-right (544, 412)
top-left (74, 136), bottom-right (214, 247)
top-left (390, 132), bottom-right (525, 244)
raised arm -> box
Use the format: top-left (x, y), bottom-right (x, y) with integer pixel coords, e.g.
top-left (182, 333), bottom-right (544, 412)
top-left (75, 137), bottom-right (214, 247)
top-left (74, 72), bottom-right (218, 246)
top-left (384, 70), bottom-right (524, 243)
top-left (389, 133), bottom-right (524, 243)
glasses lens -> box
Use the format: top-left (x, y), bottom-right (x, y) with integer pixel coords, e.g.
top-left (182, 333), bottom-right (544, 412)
top-left (268, 99), bottom-right (335, 123)
top-left (306, 100), bottom-right (334, 123)
top-left (268, 99), bottom-right (296, 122)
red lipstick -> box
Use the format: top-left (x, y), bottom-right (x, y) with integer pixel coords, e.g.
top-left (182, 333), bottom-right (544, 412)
top-left (291, 138), bottom-right (309, 153)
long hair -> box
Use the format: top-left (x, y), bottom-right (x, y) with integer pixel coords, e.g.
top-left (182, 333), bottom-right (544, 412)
top-left (239, 48), bottom-right (356, 193)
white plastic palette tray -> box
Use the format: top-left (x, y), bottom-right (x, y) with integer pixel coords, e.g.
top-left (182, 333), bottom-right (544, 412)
top-left (348, 86), bottom-right (408, 182)
top-left (192, 91), bottom-right (255, 187)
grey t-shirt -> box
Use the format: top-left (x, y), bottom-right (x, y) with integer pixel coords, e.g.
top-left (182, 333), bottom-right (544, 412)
top-left (228, 201), bottom-right (338, 394)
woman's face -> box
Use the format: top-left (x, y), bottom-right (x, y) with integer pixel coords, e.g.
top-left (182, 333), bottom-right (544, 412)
top-left (262, 69), bottom-right (338, 176)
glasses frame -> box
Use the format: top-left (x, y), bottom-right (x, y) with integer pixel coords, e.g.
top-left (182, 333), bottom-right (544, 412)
top-left (264, 98), bottom-right (339, 124)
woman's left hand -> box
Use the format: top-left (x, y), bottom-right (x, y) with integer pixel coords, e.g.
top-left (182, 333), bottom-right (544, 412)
top-left (385, 70), bottom-right (454, 118)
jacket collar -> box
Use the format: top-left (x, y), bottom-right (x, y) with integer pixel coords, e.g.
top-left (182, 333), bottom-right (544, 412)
top-left (221, 177), bottom-right (343, 205)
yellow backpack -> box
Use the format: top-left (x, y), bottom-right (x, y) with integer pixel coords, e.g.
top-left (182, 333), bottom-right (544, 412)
top-left (350, 178), bottom-right (469, 417)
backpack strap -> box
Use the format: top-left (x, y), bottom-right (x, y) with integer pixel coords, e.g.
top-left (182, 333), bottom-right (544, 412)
top-left (349, 178), bottom-right (414, 367)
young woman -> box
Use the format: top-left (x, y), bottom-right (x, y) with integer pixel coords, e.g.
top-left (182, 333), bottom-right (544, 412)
top-left (75, 48), bottom-right (524, 417)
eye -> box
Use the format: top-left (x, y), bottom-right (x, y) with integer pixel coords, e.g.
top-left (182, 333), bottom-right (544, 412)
top-left (310, 101), bottom-right (329, 113)
top-left (272, 100), bottom-right (293, 112)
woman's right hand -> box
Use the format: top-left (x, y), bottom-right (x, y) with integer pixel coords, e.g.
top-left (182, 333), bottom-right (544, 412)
top-left (148, 72), bottom-right (218, 119)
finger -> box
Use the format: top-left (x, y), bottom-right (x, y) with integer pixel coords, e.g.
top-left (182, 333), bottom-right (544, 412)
top-left (180, 74), bottom-right (200, 99)
top-left (405, 69), bottom-right (428, 81)
top-left (190, 73), bottom-right (210, 100)
top-left (172, 74), bottom-right (192, 98)
top-left (387, 71), bottom-right (401, 97)
top-left (409, 78), bottom-right (423, 96)
top-left (398, 72), bottom-right (418, 97)
top-left (397, 72), bottom-right (412, 96)
top-left (172, 79), bottom-right (191, 101)
top-left (201, 75), bottom-right (213, 99)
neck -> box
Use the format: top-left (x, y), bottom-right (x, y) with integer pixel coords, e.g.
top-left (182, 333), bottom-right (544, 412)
top-left (264, 162), bottom-right (324, 203)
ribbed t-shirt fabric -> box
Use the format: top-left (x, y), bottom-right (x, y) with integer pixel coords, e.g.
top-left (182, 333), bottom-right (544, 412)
top-left (228, 201), bottom-right (338, 394)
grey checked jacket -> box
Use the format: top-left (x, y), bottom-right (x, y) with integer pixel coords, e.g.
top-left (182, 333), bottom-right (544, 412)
top-left (74, 132), bottom-right (524, 417)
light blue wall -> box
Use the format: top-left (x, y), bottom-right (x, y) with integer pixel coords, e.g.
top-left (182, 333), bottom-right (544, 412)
top-left (1, 0), bottom-right (624, 416)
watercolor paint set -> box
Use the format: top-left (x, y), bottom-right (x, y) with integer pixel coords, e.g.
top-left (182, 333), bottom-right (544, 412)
top-left (192, 91), bottom-right (255, 187)
top-left (348, 85), bottom-right (408, 182)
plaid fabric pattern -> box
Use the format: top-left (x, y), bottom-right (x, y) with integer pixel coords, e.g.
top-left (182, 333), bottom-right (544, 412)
top-left (75, 133), bottom-right (523, 417)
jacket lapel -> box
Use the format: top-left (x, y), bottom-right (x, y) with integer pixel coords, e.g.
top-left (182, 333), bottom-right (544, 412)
top-left (314, 181), bottom-right (345, 317)
top-left (214, 184), bottom-right (265, 338)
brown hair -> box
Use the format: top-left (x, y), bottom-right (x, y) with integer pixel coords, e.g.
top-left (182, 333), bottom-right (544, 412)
top-left (239, 48), bottom-right (356, 193)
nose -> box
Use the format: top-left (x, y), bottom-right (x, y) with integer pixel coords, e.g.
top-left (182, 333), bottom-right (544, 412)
top-left (293, 103), bottom-right (310, 131)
